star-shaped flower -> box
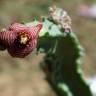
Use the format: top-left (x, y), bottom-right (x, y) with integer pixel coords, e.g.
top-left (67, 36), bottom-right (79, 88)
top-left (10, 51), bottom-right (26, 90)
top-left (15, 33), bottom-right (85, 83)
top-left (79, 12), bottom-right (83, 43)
top-left (0, 23), bottom-right (42, 58)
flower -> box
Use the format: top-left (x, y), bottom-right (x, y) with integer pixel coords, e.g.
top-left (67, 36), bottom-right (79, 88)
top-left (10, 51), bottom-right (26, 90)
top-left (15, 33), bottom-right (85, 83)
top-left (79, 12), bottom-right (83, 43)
top-left (0, 23), bottom-right (42, 58)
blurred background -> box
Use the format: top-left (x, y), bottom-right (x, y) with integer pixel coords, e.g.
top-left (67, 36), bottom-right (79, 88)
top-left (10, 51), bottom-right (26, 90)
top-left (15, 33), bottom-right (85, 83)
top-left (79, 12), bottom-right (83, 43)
top-left (0, 0), bottom-right (96, 96)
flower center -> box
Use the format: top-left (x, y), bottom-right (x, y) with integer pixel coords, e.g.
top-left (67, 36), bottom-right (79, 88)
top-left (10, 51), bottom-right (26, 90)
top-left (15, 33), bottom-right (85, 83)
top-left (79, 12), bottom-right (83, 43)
top-left (20, 35), bottom-right (28, 44)
top-left (17, 32), bottom-right (31, 45)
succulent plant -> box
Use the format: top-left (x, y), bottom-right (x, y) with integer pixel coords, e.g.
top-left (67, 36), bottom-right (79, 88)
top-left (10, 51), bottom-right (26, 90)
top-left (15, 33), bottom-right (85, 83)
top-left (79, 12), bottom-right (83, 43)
top-left (0, 5), bottom-right (93, 96)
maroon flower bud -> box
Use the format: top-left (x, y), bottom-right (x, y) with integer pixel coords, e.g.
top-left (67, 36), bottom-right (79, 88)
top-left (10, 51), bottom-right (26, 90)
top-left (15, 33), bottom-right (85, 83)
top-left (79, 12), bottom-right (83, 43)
top-left (0, 23), bottom-right (42, 58)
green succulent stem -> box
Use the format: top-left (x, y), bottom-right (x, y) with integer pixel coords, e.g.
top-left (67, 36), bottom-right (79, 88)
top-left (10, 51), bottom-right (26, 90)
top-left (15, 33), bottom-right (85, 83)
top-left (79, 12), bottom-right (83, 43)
top-left (36, 6), bottom-right (92, 95)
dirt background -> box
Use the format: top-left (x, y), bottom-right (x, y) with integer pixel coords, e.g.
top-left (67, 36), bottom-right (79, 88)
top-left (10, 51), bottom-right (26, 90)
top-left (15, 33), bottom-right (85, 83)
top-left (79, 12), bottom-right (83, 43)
top-left (0, 0), bottom-right (96, 96)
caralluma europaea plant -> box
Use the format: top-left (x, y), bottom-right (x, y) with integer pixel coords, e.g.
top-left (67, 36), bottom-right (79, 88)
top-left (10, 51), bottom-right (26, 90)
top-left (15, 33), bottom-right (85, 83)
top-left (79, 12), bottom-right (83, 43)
top-left (0, 5), bottom-right (92, 96)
